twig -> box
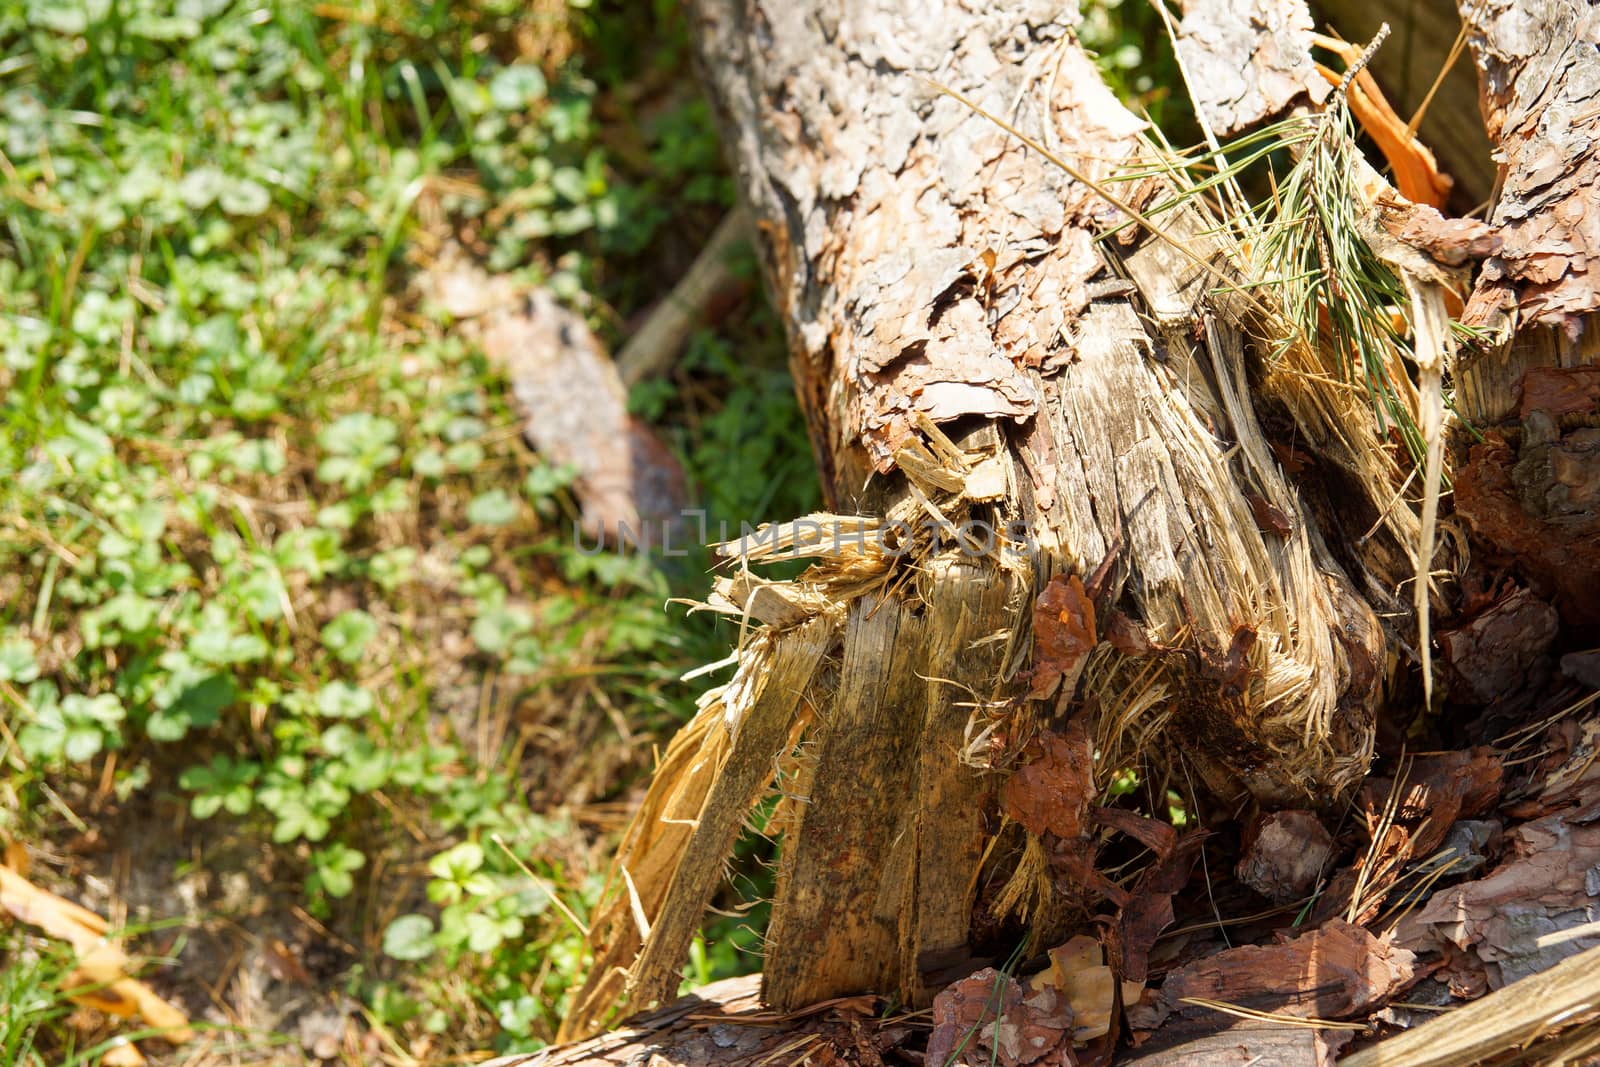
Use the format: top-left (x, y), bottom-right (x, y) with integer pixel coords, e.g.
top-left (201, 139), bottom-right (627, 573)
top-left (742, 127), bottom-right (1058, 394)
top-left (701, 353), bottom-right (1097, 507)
top-left (616, 208), bottom-right (751, 386)
top-left (1332, 23), bottom-right (1390, 103)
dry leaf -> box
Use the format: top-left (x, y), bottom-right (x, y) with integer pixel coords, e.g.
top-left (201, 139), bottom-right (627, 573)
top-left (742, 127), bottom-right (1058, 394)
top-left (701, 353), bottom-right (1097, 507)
top-left (99, 1040), bottom-right (146, 1067)
top-left (0, 865), bottom-right (111, 950)
top-left (1033, 935), bottom-right (1116, 1042)
top-left (1246, 492), bottom-right (1293, 537)
top-left (0, 865), bottom-right (192, 1045)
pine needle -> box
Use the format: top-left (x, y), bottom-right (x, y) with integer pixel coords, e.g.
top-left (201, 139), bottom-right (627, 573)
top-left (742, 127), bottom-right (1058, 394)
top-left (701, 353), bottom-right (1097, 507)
top-left (1176, 996), bottom-right (1368, 1030)
top-left (1252, 27), bottom-right (1428, 471)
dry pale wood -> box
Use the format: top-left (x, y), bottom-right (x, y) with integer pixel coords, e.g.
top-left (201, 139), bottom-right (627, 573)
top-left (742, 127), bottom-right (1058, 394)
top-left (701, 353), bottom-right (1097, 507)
top-left (1122, 1021), bottom-right (1351, 1066)
top-left (561, 0), bottom-right (1406, 1034)
top-left (1340, 942), bottom-right (1600, 1067)
top-left (762, 593), bottom-right (926, 1007)
top-left (492, 975), bottom-right (911, 1067)
top-left (903, 553), bottom-right (1020, 1004)
top-left (617, 618), bottom-right (834, 1023)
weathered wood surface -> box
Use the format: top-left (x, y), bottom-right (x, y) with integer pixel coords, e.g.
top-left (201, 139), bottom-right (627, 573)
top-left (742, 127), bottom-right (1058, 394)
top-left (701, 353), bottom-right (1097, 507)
top-left (559, 0), bottom-right (1600, 1045)
top-left (1449, 0), bottom-right (1600, 625)
top-left (556, 0), bottom-right (1401, 1037)
top-left (491, 976), bottom-right (911, 1067)
top-left (1341, 943), bottom-right (1600, 1067)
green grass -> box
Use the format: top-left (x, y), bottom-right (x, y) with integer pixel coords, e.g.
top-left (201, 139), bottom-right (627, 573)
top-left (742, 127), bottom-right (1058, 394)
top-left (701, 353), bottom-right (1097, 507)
top-left (0, 937), bottom-right (75, 1067)
top-left (0, 0), bottom-right (817, 1061)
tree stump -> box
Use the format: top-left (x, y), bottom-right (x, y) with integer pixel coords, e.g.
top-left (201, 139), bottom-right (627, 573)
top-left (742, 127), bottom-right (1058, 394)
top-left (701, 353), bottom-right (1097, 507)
top-left (557, 0), bottom-right (1600, 1043)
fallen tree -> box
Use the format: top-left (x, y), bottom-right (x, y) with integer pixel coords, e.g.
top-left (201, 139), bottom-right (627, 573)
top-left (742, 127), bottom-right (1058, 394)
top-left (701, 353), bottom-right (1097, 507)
top-left (546, 0), bottom-right (1600, 1060)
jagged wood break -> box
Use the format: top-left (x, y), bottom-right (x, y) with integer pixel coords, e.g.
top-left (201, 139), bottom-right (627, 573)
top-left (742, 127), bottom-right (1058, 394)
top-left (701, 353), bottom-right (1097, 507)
top-left (547, 0), bottom-right (1575, 1038)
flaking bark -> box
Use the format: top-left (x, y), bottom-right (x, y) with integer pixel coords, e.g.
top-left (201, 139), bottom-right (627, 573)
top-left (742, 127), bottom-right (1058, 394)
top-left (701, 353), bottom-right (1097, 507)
top-left (559, 0), bottom-right (1401, 1036)
top-left (1448, 0), bottom-right (1600, 624)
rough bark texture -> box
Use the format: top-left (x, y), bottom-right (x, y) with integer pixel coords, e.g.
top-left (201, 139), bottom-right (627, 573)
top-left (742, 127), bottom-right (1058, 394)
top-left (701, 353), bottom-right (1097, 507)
top-left (1448, 0), bottom-right (1600, 625)
top-left (557, 0), bottom-right (1600, 1048)
top-left (558, 0), bottom-right (1405, 1038)
top-left (1455, 0), bottom-right (1600, 334)
top-left (1176, 0), bottom-right (1329, 136)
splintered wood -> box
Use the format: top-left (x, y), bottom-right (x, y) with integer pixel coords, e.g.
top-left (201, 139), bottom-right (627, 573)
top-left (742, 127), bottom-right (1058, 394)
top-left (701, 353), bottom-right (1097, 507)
top-left (0, 861), bottom-right (193, 1055)
top-left (561, 0), bottom-right (1397, 1037)
top-left (557, 0), bottom-right (1600, 1057)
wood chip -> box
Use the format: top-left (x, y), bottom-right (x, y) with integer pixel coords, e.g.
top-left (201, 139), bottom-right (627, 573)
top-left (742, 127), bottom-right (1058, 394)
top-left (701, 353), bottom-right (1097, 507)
top-left (1236, 811), bottom-right (1332, 904)
top-left (1127, 920), bottom-right (1416, 1035)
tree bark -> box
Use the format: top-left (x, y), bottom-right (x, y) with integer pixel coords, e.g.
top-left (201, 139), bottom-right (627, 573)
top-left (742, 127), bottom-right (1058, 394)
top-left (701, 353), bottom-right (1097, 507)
top-left (557, 0), bottom-right (1600, 1044)
top-left (1448, 0), bottom-right (1600, 626)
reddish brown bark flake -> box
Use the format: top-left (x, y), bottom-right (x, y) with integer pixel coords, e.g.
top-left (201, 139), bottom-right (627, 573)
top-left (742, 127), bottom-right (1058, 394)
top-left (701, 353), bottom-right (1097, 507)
top-left (1119, 829), bottom-right (1208, 984)
top-left (1519, 366), bottom-right (1600, 422)
top-left (1002, 725), bottom-right (1097, 841)
top-left (1028, 574), bottom-right (1099, 702)
top-left (1375, 193), bottom-right (1501, 270)
top-left (1371, 749), bottom-right (1502, 847)
top-left (926, 968), bottom-right (1075, 1067)
top-left (1236, 811), bottom-right (1333, 904)
top-left (1456, 433), bottom-right (1600, 625)
top-left (1437, 587), bottom-right (1559, 706)
top-left (1397, 781), bottom-right (1600, 990)
top-left (1126, 920), bottom-right (1416, 1034)
top-left (1318, 749), bottom-right (1506, 926)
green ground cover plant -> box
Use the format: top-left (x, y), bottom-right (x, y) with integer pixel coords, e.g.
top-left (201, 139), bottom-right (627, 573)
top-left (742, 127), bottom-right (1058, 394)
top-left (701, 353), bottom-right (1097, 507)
top-left (0, 0), bottom-right (816, 1060)
top-left (0, 0), bottom-right (1167, 1061)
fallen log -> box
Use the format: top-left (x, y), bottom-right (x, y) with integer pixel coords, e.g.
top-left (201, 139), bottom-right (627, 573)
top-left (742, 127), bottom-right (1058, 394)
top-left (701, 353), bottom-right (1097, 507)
top-left (560, 0), bottom-right (1404, 1037)
top-left (556, 0), bottom-right (1600, 1049)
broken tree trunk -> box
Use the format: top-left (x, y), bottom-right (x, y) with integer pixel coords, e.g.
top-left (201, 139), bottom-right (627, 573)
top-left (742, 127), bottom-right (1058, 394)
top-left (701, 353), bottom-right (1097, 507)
top-left (560, 0), bottom-right (1406, 1039)
top-left (1447, 0), bottom-right (1600, 627)
top-left (1173, 0), bottom-right (1600, 691)
top-left (558, 0), bottom-right (1600, 1045)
